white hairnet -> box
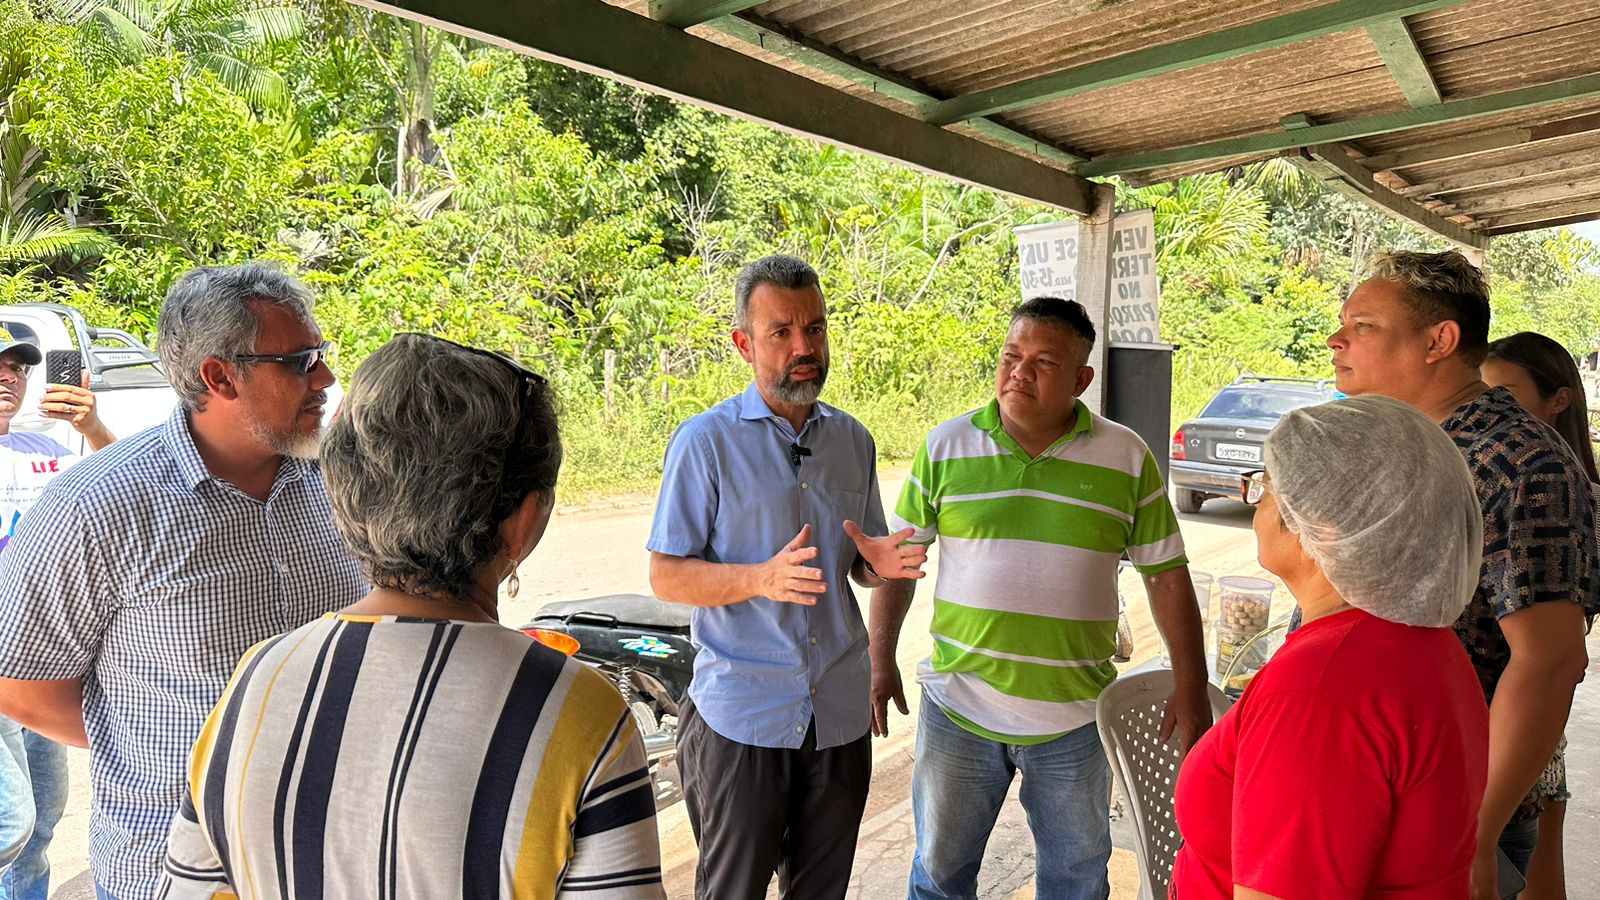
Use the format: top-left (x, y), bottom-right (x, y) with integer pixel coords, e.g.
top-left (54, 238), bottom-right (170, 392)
top-left (1264, 394), bottom-right (1482, 628)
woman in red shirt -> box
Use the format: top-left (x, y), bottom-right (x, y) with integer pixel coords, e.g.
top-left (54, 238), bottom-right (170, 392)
top-left (1169, 394), bottom-right (1490, 899)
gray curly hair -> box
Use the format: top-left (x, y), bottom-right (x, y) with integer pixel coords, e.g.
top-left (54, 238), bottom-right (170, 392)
top-left (156, 263), bottom-right (316, 411)
top-left (1363, 250), bottom-right (1491, 365)
top-left (320, 334), bottom-right (562, 600)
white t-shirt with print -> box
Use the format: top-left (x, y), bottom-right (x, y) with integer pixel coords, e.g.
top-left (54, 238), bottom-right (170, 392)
top-left (1, 431), bottom-right (77, 553)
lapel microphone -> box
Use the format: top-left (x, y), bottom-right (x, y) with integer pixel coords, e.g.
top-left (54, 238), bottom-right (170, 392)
top-left (788, 443), bottom-right (812, 468)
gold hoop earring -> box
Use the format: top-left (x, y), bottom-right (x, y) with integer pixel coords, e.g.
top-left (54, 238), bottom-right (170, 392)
top-left (507, 571), bottom-right (520, 598)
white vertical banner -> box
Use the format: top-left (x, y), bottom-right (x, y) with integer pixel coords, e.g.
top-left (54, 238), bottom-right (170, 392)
top-left (1014, 220), bottom-right (1081, 301)
top-left (1014, 218), bottom-right (1107, 412)
top-left (1107, 208), bottom-right (1160, 346)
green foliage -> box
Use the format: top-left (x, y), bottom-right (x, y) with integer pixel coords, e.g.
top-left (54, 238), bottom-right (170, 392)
top-left (6, 0), bottom-right (1600, 501)
top-left (1121, 174), bottom-right (1270, 282)
top-left (0, 212), bottom-right (114, 268)
top-left (21, 49), bottom-right (294, 262)
top-left (51, 0), bottom-right (305, 110)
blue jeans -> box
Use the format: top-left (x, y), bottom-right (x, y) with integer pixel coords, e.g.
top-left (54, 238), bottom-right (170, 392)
top-left (0, 715), bottom-right (67, 900)
top-left (1499, 816), bottom-right (1540, 879)
top-left (909, 696), bottom-right (1111, 900)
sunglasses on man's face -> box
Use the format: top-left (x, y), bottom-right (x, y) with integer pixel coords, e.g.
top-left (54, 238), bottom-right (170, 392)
top-left (1240, 469), bottom-right (1270, 506)
top-left (236, 341), bottom-right (336, 376)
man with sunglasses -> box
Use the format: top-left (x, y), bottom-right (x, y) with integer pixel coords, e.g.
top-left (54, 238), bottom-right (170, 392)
top-left (0, 264), bottom-right (364, 900)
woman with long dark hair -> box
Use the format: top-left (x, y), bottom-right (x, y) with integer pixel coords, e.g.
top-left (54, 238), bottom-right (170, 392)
top-left (1484, 331), bottom-right (1598, 482)
top-left (1482, 330), bottom-right (1598, 900)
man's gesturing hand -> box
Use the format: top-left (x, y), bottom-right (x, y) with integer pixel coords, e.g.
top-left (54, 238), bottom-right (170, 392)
top-left (843, 521), bottom-right (928, 581)
top-left (757, 524), bottom-right (828, 605)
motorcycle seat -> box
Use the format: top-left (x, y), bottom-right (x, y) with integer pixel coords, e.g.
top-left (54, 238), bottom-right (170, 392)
top-left (534, 593), bottom-right (693, 630)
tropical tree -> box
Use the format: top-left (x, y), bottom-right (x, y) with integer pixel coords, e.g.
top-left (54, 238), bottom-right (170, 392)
top-left (42, 0), bottom-right (304, 110)
top-left (0, 4), bottom-right (112, 270)
top-left (1120, 173), bottom-right (1271, 279)
top-left (0, 213), bottom-right (112, 269)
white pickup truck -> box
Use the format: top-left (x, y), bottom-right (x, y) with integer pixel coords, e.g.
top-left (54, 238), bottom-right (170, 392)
top-left (1, 303), bottom-right (343, 453)
top-left (1, 302), bottom-right (177, 454)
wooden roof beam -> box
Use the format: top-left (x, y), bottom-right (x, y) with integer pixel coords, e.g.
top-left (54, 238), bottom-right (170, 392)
top-left (343, 0), bottom-right (1100, 215)
top-left (1288, 144), bottom-right (1486, 251)
top-left (647, 0), bottom-right (763, 29)
top-left (1397, 148), bottom-right (1600, 198)
top-left (704, 15), bottom-right (1087, 165)
top-left (1364, 111), bottom-right (1600, 170)
top-left (1077, 72), bottom-right (1600, 177)
top-left (920, 0), bottom-right (1471, 126)
top-left (1451, 184), bottom-right (1600, 217)
top-left (1482, 199), bottom-right (1600, 234)
top-left (1365, 17), bottom-right (1441, 107)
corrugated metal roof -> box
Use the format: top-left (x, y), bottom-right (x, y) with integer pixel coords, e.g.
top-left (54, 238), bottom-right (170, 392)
top-left (620, 0), bottom-right (1600, 236)
top-left (710, 0), bottom-right (1600, 235)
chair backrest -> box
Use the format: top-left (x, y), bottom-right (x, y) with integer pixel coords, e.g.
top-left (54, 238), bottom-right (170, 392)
top-left (1095, 669), bottom-right (1230, 900)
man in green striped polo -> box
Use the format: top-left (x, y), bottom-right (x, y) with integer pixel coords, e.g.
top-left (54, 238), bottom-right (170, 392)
top-left (871, 296), bottom-right (1211, 899)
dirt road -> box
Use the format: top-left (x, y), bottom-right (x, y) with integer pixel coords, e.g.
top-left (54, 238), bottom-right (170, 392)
top-left (44, 471), bottom-right (1276, 898)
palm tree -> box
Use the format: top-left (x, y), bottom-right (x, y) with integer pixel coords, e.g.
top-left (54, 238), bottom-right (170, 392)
top-left (0, 213), bottom-right (113, 269)
top-left (1226, 157), bottom-right (1321, 209)
top-left (1122, 173), bottom-right (1270, 270)
top-left (0, 7), bottom-right (113, 270)
top-left (42, 0), bottom-right (304, 111)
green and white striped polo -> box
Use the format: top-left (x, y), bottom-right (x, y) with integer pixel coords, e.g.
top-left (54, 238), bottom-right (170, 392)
top-left (891, 398), bottom-right (1186, 744)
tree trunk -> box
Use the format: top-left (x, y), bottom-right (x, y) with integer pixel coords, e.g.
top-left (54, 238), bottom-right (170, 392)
top-left (397, 20), bottom-right (437, 196)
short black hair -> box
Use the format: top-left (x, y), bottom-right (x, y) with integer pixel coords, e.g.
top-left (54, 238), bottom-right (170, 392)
top-left (1012, 296), bottom-right (1096, 350)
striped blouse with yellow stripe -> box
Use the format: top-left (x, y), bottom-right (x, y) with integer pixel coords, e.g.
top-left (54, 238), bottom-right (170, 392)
top-left (159, 613), bottom-right (664, 899)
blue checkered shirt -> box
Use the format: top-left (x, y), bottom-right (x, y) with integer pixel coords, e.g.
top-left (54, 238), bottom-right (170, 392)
top-left (0, 408), bottom-right (365, 899)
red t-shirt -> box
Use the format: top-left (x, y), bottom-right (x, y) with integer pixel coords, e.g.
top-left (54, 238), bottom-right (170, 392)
top-left (1169, 608), bottom-right (1488, 899)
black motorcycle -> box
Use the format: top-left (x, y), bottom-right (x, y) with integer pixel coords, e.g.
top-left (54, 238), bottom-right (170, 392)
top-left (522, 593), bottom-right (694, 768)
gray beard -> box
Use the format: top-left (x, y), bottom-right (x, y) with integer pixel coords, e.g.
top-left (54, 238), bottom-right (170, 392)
top-left (247, 417), bottom-right (322, 460)
top-left (771, 373), bottom-right (824, 405)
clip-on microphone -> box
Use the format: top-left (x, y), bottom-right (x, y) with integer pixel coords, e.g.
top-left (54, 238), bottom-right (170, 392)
top-left (788, 443), bottom-right (812, 468)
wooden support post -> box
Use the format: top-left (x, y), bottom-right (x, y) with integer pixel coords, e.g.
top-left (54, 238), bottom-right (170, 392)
top-left (604, 349), bottom-right (617, 418)
top-left (1076, 182), bottom-right (1118, 415)
top-left (1463, 245), bottom-right (1487, 275)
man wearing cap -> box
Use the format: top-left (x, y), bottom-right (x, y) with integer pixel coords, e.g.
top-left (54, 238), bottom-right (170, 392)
top-left (1, 327), bottom-right (114, 899)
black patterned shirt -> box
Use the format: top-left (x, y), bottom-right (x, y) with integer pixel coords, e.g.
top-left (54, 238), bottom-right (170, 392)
top-left (1443, 386), bottom-right (1600, 822)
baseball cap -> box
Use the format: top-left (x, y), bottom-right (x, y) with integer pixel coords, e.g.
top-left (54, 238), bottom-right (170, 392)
top-left (0, 327), bottom-right (43, 367)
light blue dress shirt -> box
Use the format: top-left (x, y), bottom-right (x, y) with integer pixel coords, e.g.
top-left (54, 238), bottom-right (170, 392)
top-left (647, 382), bottom-right (886, 749)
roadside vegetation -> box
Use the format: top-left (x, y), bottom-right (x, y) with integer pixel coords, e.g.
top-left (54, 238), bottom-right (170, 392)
top-left (2, 0), bottom-right (1598, 496)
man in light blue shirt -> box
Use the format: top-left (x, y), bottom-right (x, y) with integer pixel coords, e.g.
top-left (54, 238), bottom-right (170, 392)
top-left (649, 254), bottom-right (926, 899)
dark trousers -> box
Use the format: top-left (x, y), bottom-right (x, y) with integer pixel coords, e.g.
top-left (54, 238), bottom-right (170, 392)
top-left (1499, 816), bottom-right (1540, 877)
top-left (678, 697), bottom-right (872, 900)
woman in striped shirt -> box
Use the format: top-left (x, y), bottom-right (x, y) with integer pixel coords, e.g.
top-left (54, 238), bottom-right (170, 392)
top-left (160, 334), bottom-right (664, 899)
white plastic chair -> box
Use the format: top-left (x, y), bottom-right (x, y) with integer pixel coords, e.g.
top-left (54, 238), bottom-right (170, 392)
top-left (1096, 668), bottom-right (1231, 900)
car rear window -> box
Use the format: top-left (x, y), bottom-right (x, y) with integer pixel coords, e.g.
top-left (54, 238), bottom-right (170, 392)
top-left (1199, 387), bottom-right (1327, 420)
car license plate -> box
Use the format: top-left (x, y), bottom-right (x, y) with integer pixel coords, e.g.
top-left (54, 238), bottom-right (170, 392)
top-left (1214, 442), bottom-right (1260, 463)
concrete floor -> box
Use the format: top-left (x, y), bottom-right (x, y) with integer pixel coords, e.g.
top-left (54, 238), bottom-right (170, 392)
top-left (36, 482), bottom-right (1600, 898)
